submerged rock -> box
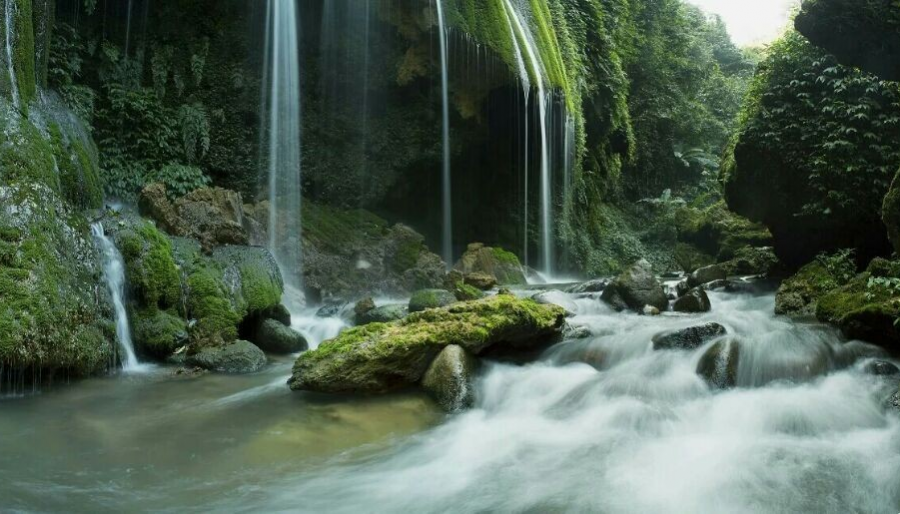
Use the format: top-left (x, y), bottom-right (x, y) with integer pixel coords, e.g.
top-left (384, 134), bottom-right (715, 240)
top-left (356, 304), bottom-right (409, 325)
top-left (652, 322), bottom-right (728, 351)
top-left (187, 340), bottom-right (267, 373)
top-left (289, 295), bottom-right (565, 394)
top-left (409, 289), bottom-right (457, 313)
top-left (697, 339), bottom-right (741, 389)
top-left (454, 243), bottom-right (527, 286)
top-left (864, 360), bottom-right (900, 377)
top-left (421, 345), bottom-right (480, 412)
top-left (601, 259), bottom-right (668, 312)
top-left (673, 287), bottom-right (712, 313)
top-left (566, 279), bottom-right (609, 294)
top-left (251, 319), bottom-right (308, 354)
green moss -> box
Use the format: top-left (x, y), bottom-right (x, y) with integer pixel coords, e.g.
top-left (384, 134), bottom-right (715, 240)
top-left (492, 247), bottom-right (521, 266)
top-left (1, 0), bottom-right (37, 110)
top-left (132, 309), bottom-right (187, 358)
top-left (51, 123), bottom-right (103, 210)
top-left (392, 237), bottom-right (424, 273)
top-left (186, 264), bottom-right (241, 345)
top-left (0, 103), bottom-right (59, 191)
top-left (238, 262), bottom-right (282, 314)
top-left (116, 221), bottom-right (182, 311)
top-left (453, 281), bottom-right (484, 301)
top-left (302, 201), bottom-right (388, 255)
top-left (409, 289), bottom-right (456, 313)
top-left (815, 270), bottom-right (900, 347)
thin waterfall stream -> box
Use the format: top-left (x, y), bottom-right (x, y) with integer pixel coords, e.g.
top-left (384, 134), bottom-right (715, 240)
top-left (435, 0), bottom-right (452, 267)
top-left (4, 0), bottom-right (20, 111)
top-left (91, 223), bottom-right (140, 371)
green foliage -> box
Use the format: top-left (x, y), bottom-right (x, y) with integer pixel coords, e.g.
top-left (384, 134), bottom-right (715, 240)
top-left (146, 164), bottom-right (210, 199)
top-left (815, 248), bottom-right (857, 285)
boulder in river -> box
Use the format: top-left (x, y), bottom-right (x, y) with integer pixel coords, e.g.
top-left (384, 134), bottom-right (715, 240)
top-left (452, 281), bottom-right (485, 301)
top-left (409, 289), bottom-right (457, 313)
top-left (250, 319), bottom-right (308, 354)
top-left (454, 243), bottom-right (527, 285)
top-left (421, 345), bottom-right (480, 412)
top-left (600, 259), bottom-right (668, 313)
top-left (687, 264), bottom-right (727, 288)
top-left (673, 287), bottom-right (712, 313)
top-left (864, 360), bottom-right (900, 377)
top-left (464, 272), bottom-right (498, 291)
top-left (566, 279), bottom-right (609, 294)
top-left (652, 322), bottom-right (728, 351)
top-left (696, 338), bottom-right (741, 389)
top-left (187, 340), bottom-right (267, 373)
top-left (289, 295), bottom-right (565, 394)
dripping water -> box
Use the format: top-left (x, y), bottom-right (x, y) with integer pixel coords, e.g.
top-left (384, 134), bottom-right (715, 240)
top-left (91, 223), bottom-right (140, 371)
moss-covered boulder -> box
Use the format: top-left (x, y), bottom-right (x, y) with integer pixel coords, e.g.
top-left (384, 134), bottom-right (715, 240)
top-left (356, 304), bottom-right (409, 326)
top-left (687, 264), bottom-right (727, 288)
top-left (775, 261), bottom-right (846, 317)
top-left (422, 344), bottom-right (479, 412)
top-left (132, 310), bottom-right (188, 359)
top-left (186, 339), bottom-right (267, 374)
top-left (289, 295), bottom-right (565, 394)
top-left (409, 289), bottom-right (457, 313)
top-left (454, 243), bottom-right (527, 286)
top-left (720, 246), bottom-right (780, 277)
top-left (675, 202), bottom-right (773, 262)
top-left (673, 287), bottom-right (711, 313)
top-left (601, 259), bottom-right (668, 312)
top-left (452, 281), bottom-right (484, 302)
top-left (250, 319), bottom-right (308, 354)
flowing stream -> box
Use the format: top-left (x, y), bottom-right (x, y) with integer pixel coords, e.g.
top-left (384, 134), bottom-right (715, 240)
top-left (263, 0), bottom-right (303, 290)
top-left (91, 223), bottom-right (140, 372)
top-left (1, 285), bottom-right (898, 512)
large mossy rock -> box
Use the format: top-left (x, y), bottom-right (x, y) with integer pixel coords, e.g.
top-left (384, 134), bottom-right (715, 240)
top-left (356, 304), bottom-right (409, 326)
top-left (775, 261), bottom-right (846, 317)
top-left (186, 339), bottom-right (267, 374)
top-left (674, 202), bottom-right (773, 262)
top-left (421, 344), bottom-right (479, 412)
top-left (409, 289), bottom-right (457, 313)
top-left (673, 287), bottom-right (711, 313)
top-left (796, 0), bottom-right (900, 82)
top-left (601, 259), bottom-right (668, 312)
top-left (453, 243), bottom-right (527, 286)
top-left (250, 319), bottom-right (308, 354)
top-left (289, 295), bottom-right (565, 394)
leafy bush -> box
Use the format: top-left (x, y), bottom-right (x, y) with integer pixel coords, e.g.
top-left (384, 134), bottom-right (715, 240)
top-left (147, 164), bottom-right (211, 199)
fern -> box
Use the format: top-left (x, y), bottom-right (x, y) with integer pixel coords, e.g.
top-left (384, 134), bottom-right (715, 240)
top-left (178, 103), bottom-right (211, 164)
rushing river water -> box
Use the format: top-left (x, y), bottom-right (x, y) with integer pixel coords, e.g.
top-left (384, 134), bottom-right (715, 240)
top-left (2, 286), bottom-right (899, 513)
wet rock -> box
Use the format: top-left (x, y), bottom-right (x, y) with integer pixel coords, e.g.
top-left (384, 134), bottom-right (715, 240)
top-left (673, 287), bottom-right (712, 313)
top-left (643, 305), bottom-right (661, 316)
top-left (354, 297), bottom-right (376, 319)
top-left (187, 340), bottom-right (267, 373)
top-left (600, 259), bottom-right (668, 313)
top-left (891, 387), bottom-right (900, 412)
top-left (421, 345), bottom-right (479, 412)
top-left (563, 324), bottom-right (592, 340)
top-left (864, 360), bottom-right (900, 377)
top-left (251, 319), bottom-right (308, 354)
top-left (697, 339), bottom-right (741, 389)
top-left (289, 295), bottom-right (565, 394)
top-left (832, 340), bottom-right (887, 369)
top-left (652, 322), bottom-right (728, 351)
top-left (409, 289), bottom-right (457, 313)
top-left (687, 264), bottom-right (727, 288)
top-left (675, 279), bottom-right (690, 298)
top-left (316, 301), bottom-right (349, 318)
top-left (567, 279), bottom-right (609, 294)
top-left (452, 281), bottom-right (485, 301)
top-left (546, 340), bottom-right (608, 369)
top-left (720, 246), bottom-right (779, 277)
top-left (356, 304), bottom-right (409, 325)
top-left (775, 262), bottom-right (839, 317)
top-left (264, 304), bottom-right (292, 326)
top-left (454, 243), bottom-right (527, 285)
top-left (465, 272), bottom-right (497, 291)
top-left (132, 310), bottom-right (189, 359)
top-left (532, 290), bottom-right (577, 316)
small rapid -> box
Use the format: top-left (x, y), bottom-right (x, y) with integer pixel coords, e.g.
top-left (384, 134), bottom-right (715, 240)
top-left (91, 222), bottom-right (141, 372)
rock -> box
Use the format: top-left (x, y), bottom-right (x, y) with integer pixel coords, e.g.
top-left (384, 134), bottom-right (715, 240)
top-left (697, 339), bottom-right (741, 389)
top-left (316, 300), bottom-right (349, 318)
top-left (864, 360), bottom-right (900, 377)
top-left (421, 345), bottom-right (479, 412)
top-left (674, 279), bottom-right (690, 298)
top-left (409, 289), bottom-right (457, 313)
top-left (600, 259), bottom-right (668, 312)
top-left (643, 305), bottom-right (661, 316)
top-left (890, 387), bottom-right (900, 412)
top-left (673, 242), bottom-right (715, 274)
top-left (687, 264), bottom-right (727, 288)
top-left (653, 322), bottom-right (728, 351)
top-left (356, 304), bottom-right (409, 325)
top-left (452, 281), bottom-right (484, 301)
top-left (883, 171), bottom-right (900, 255)
top-left (138, 182), bottom-right (186, 235)
top-left (563, 324), bottom-right (593, 340)
top-left (720, 246), bottom-right (779, 277)
top-left (465, 272), bottom-right (497, 290)
top-left (210, 246), bottom-right (284, 317)
top-left (251, 319), bottom-right (308, 354)
top-left (187, 340), bottom-right (267, 373)
top-left (289, 295), bottom-right (565, 394)
top-left (532, 290), bottom-right (577, 316)
top-left (566, 279), bottom-right (609, 294)
top-left (132, 310), bottom-right (189, 358)
top-left (546, 340), bottom-right (607, 369)
top-left (775, 261), bottom-right (846, 317)
top-left (453, 243), bottom-right (527, 285)
top-left (354, 297), bottom-right (376, 318)
top-left (673, 287), bottom-right (712, 313)
top-left (264, 304), bottom-right (292, 326)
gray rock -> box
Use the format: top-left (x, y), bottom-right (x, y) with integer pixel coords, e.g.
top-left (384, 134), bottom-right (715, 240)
top-left (673, 287), bottom-right (712, 313)
top-left (356, 304), bottom-right (409, 325)
top-left (688, 264), bottom-right (727, 288)
top-left (697, 339), bottom-right (741, 389)
top-left (652, 322), bottom-right (728, 351)
top-left (864, 360), bottom-right (900, 376)
top-left (409, 289), bottom-right (457, 313)
top-left (187, 340), bottom-right (267, 373)
top-left (567, 279), bottom-right (609, 294)
top-left (600, 259), bottom-right (668, 312)
top-left (252, 319), bottom-right (308, 354)
top-left (421, 345), bottom-right (480, 412)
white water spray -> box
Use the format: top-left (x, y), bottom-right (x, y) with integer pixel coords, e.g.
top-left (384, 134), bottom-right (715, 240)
top-left (435, 0), bottom-right (452, 268)
top-left (4, 0), bottom-right (20, 110)
top-left (91, 223), bottom-right (140, 371)
top-left (263, 0), bottom-right (303, 290)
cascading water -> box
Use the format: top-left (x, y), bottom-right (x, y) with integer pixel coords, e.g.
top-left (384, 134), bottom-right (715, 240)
top-left (263, 0), bottom-right (303, 291)
top-left (4, 0), bottom-right (20, 110)
top-left (502, 0), bottom-right (553, 276)
top-left (435, 0), bottom-right (453, 268)
top-left (91, 223), bottom-right (140, 371)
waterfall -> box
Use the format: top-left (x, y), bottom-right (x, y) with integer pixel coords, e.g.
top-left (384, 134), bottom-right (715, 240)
top-left (124, 0), bottom-right (134, 57)
top-left (263, 0), bottom-right (303, 291)
top-left (435, 0), bottom-right (452, 268)
top-left (4, 0), bottom-right (20, 110)
top-left (91, 223), bottom-right (140, 371)
top-left (502, 0), bottom-right (553, 275)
